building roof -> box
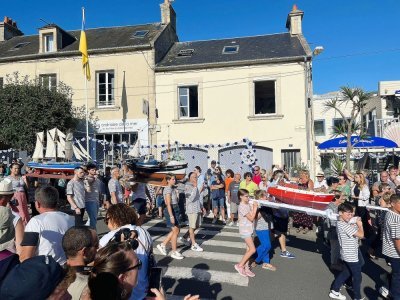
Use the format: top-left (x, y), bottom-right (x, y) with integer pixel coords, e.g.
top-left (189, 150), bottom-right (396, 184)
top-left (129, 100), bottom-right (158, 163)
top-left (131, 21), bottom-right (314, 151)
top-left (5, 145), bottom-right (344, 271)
top-left (156, 32), bottom-right (310, 71)
top-left (0, 23), bottom-right (166, 62)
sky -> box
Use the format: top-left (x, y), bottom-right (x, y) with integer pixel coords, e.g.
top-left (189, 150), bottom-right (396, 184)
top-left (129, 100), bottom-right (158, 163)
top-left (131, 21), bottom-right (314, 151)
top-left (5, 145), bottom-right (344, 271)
top-left (3, 0), bottom-right (400, 94)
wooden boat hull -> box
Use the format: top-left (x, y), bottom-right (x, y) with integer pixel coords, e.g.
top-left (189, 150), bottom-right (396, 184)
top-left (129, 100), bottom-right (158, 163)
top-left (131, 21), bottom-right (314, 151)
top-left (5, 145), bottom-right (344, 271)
top-left (27, 162), bottom-right (83, 175)
top-left (268, 185), bottom-right (333, 210)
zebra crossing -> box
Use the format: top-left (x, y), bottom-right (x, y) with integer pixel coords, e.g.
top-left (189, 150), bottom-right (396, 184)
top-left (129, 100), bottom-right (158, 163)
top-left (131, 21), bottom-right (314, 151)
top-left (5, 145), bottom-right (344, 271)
top-left (144, 218), bottom-right (250, 297)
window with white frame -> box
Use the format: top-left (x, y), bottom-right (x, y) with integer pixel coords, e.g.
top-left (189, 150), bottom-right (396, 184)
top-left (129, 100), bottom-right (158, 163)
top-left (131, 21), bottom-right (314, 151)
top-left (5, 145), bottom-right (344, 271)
top-left (43, 33), bottom-right (54, 52)
top-left (314, 120), bottom-right (325, 136)
top-left (39, 74), bottom-right (57, 91)
top-left (97, 71), bottom-right (115, 107)
top-left (254, 80), bottom-right (276, 114)
top-left (178, 86), bottom-right (198, 118)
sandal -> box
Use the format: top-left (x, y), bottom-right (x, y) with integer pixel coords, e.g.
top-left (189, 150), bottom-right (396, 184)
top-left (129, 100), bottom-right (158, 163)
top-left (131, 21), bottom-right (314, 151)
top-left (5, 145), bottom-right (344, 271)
top-left (262, 263), bottom-right (277, 271)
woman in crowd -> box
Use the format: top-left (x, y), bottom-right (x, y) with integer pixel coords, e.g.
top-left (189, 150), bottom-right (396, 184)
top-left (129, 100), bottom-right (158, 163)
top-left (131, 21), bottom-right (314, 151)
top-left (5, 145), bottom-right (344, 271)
top-left (337, 174), bottom-right (351, 202)
top-left (258, 172), bottom-right (269, 191)
top-left (154, 186), bottom-right (164, 219)
top-left (7, 162), bottom-right (30, 225)
top-left (211, 174), bottom-right (226, 224)
top-left (225, 169), bottom-right (234, 220)
top-left (253, 189), bottom-right (276, 271)
top-left (292, 170), bottom-right (314, 234)
top-left (351, 172), bottom-right (371, 239)
top-left (156, 174), bottom-right (184, 260)
top-left (239, 172), bottom-right (258, 197)
top-left (235, 189), bottom-right (258, 278)
top-left (99, 204), bottom-right (153, 300)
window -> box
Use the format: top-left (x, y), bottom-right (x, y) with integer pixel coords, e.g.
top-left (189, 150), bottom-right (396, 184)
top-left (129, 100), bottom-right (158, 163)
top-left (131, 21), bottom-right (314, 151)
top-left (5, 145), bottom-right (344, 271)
top-left (39, 74), bottom-right (57, 91)
top-left (178, 86), bottom-right (198, 118)
top-left (43, 34), bottom-right (54, 52)
top-left (132, 30), bottom-right (149, 38)
top-left (281, 149), bottom-right (300, 176)
top-left (314, 120), bottom-right (325, 136)
top-left (332, 118), bottom-right (355, 134)
top-left (0, 77), bottom-right (3, 89)
top-left (177, 49), bottom-right (194, 57)
top-left (254, 80), bottom-right (276, 114)
top-left (97, 71), bottom-right (115, 107)
top-left (222, 45), bottom-right (239, 54)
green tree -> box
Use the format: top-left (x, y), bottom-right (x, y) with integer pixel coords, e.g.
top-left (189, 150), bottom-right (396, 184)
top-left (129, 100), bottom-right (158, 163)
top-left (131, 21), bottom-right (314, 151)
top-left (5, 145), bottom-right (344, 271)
top-left (0, 72), bottom-right (77, 152)
top-left (324, 86), bottom-right (373, 169)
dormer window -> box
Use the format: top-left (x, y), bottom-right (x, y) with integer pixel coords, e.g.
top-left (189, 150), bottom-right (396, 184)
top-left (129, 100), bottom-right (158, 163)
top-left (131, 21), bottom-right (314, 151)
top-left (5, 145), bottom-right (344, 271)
top-left (43, 33), bottom-right (54, 52)
top-left (222, 45), bottom-right (239, 54)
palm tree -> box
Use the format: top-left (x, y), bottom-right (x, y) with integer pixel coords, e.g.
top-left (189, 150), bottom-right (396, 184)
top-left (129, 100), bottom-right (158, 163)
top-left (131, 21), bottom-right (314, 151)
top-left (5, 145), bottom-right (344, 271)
top-left (323, 86), bottom-right (373, 169)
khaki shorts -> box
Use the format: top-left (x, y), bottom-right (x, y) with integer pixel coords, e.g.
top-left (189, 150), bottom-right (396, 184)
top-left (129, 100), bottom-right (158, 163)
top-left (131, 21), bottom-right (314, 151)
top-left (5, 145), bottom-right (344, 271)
top-left (187, 213), bottom-right (201, 229)
top-left (230, 202), bottom-right (238, 214)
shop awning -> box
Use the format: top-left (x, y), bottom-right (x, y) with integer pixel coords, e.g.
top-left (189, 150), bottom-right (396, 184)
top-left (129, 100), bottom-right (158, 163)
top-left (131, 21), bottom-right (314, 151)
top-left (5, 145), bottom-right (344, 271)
top-left (318, 136), bottom-right (398, 150)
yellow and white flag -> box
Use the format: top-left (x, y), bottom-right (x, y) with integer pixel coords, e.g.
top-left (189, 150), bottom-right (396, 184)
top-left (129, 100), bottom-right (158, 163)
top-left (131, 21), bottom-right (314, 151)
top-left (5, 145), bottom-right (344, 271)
top-left (79, 7), bottom-right (90, 81)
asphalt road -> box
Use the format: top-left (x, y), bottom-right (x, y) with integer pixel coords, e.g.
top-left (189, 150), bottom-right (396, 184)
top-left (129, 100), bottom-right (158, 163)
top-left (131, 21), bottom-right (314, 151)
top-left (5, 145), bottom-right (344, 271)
top-left (95, 214), bottom-right (391, 300)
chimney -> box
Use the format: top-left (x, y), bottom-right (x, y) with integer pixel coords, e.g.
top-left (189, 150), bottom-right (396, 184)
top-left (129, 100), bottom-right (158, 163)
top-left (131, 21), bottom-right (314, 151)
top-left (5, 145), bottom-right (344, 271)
top-left (160, 0), bottom-right (176, 33)
top-left (0, 16), bottom-right (23, 41)
top-left (286, 4), bottom-right (304, 35)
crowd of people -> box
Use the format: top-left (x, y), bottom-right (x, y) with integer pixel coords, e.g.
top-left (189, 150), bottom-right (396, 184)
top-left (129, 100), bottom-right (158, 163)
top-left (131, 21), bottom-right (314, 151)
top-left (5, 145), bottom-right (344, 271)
top-left (0, 158), bottom-right (399, 300)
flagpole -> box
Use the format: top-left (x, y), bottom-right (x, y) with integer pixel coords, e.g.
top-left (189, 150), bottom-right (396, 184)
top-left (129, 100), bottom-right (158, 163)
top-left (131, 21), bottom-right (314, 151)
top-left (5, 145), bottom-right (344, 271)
top-left (82, 7), bottom-right (90, 161)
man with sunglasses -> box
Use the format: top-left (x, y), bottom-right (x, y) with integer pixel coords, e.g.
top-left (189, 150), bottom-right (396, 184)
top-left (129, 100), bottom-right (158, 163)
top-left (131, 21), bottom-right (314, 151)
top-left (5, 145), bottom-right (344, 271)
top-left (62, 226), bottom-right (99, 299)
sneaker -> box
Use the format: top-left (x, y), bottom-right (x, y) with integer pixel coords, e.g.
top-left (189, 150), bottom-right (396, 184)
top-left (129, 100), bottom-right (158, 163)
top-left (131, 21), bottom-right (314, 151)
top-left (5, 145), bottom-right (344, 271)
top-left (328, 290), bottom-right (346, 300)
top-left (178, 237), bottom-right (191, 247)
top-left (170, 251), bottom-right (184, 260)
top-left (207, 211), bottom-right (214, 218)
top-left (234, 264), bottom-right (248, 277)
top-left (228, 221), bottom-right (235, 226)
top-left (244, 266), bottom-right (255, 277)
top-left (379, 286), bottom-right (389, 299)
top-left (221, 219), bottom-right (226, 225)
top-left (212, 218), bottom-right (217, 224)
top-left (343, 283), bottom-right (353, 291)
top-left (156, 244), bottom-right (167, 256)
top-left (280, 250), bottom-right (295, 259)
top-left (234, 222), bottom-right (239, 227)
top-left (191, 243), bottom-right (204, 252)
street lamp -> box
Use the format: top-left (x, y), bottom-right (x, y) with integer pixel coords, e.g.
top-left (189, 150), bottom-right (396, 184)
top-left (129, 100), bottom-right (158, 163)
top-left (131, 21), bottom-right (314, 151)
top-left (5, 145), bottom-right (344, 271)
top-left (306, 46), bottom-right (324, 178)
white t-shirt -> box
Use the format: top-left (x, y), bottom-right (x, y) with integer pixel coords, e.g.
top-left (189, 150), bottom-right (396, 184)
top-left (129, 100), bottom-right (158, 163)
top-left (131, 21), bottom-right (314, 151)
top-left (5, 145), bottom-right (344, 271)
top-left (99, 224), bottom-right (153, 300)
top-left (314, 179), bottom-right (328, 190)
top-left (24, 211), bottom-right (74, 265)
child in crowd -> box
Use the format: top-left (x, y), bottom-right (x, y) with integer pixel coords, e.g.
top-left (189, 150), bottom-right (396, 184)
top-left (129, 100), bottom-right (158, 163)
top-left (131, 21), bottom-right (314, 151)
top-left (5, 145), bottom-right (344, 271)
top-left (253, 190), bottom-right (276, 271)
top-left (329, 202), bottom-right (365, 300)
top-left (235, 189), bottom-right (258, 277)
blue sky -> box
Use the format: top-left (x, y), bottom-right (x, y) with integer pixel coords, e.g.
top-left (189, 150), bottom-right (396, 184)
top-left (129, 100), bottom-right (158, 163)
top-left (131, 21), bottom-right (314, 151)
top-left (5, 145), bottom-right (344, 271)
top-left (3, 0), bottom-right (400, 94)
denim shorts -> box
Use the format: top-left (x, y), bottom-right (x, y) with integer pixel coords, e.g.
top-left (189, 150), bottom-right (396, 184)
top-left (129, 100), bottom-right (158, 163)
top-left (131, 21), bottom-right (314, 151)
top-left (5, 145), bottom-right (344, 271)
top-left (164, 204), bottom-right (180, 228)
top-left (212, 197), bottom-right (225, 209)
top-left (156, 195), bottom-right (164, 208)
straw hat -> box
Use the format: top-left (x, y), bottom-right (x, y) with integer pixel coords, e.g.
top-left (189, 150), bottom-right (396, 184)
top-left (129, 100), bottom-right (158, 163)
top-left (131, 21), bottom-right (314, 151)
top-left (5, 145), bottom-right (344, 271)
top-left (0, 179), bottom-right (14, 195)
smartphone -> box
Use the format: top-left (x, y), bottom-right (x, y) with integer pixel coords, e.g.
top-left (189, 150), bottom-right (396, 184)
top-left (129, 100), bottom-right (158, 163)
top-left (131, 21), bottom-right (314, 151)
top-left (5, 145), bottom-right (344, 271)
top-left (147, 267), bottom-right (163, 297)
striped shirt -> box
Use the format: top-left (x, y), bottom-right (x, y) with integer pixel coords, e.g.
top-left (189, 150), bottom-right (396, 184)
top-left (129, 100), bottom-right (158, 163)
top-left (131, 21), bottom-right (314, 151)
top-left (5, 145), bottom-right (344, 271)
top-left (163, 186), bottom-right (178, 205)
top-left (382, 210), bottom-right (400, 259)
top-left (337, 219), bottom-right (360, 262)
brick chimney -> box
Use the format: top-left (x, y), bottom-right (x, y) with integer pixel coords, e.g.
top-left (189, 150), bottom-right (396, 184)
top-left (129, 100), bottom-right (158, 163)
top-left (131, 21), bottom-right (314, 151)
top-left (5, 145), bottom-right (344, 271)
top-left (160, 0), bottom-right (176, 32)
top-left (0, 16), bottom-right (23, 41)
top-left (286, 5), bottom-right (304, 35)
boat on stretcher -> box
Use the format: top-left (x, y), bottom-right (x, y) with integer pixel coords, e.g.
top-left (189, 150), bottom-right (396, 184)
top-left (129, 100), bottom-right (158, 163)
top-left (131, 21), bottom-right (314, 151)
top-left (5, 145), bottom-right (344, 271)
top-left (267, 185), bottom-right (334, 210)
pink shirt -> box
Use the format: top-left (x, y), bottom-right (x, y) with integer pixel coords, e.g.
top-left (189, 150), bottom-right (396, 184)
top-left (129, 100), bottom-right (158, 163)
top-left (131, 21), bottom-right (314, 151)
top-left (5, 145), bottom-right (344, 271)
top-left (253, 174), bottom-right (261, 185)
top-left (238, 203), bottom-right (254, 236)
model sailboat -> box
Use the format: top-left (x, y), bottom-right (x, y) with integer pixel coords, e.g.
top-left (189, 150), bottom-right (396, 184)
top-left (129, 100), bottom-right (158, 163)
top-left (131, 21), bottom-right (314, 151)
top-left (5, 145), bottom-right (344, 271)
top-left (27, 128), bottom-right (91, 175)
top-left (126, 140), bottom-right (188, 184)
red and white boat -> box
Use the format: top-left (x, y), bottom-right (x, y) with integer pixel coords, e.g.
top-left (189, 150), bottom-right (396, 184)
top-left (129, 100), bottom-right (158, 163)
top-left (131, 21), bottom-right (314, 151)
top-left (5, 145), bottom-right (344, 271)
top-left (268, 185), bottom-right (334, 210)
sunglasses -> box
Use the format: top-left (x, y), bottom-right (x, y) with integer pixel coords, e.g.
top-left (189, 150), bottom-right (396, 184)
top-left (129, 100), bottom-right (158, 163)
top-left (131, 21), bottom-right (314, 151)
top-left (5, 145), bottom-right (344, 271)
top-left (123, 259), bottom-right (142, 273)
